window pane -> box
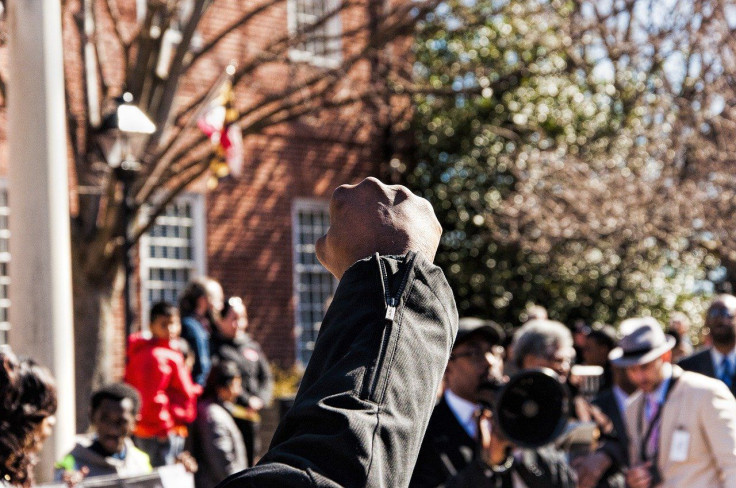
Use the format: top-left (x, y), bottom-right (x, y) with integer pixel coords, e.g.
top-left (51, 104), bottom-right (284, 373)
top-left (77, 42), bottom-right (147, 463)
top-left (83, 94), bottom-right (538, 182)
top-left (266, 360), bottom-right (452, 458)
top-left (293, 202), bottom-right (334, 365)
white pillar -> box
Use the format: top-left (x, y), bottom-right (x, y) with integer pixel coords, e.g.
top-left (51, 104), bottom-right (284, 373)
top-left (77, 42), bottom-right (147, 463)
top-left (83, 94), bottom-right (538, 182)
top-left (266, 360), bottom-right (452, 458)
top-left (6, 0), bottom-right (76, 481)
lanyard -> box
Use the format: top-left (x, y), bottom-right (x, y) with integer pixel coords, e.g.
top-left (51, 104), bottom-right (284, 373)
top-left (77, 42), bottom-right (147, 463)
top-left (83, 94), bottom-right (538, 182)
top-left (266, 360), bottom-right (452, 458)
top-left (637, 370), bottom-right (681, 463)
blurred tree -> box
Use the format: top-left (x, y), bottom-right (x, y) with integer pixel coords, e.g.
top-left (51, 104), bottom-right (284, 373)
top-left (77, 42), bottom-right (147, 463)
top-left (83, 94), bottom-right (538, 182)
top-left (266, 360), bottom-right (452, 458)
top-left (0, 0), bottom-right (437, 425)
top-left (404, 0), bottom-right (729, 331)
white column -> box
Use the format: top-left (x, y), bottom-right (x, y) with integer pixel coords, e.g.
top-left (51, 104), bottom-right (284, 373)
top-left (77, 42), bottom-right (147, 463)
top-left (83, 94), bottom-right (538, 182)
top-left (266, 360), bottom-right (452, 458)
top-left (6, 0), bottom-right (76, 481)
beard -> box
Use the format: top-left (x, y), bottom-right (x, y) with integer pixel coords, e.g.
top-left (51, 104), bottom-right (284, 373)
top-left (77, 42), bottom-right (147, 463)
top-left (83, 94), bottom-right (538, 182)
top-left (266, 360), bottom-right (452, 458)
top-left (711, 326), bottom-right (736, 346)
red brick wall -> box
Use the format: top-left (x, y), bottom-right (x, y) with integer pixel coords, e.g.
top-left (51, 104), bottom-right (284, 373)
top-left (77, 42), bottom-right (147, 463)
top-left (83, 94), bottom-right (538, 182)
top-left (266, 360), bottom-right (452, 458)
top-left (1, 0), bottom-right (399, 372)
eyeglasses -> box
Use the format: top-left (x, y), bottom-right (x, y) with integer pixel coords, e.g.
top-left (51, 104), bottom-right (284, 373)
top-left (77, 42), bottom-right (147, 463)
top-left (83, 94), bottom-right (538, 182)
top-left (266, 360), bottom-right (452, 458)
top-left (450, 345), bottom-right (504, 362)
top-left (708, 308), bottom-right (736, 320)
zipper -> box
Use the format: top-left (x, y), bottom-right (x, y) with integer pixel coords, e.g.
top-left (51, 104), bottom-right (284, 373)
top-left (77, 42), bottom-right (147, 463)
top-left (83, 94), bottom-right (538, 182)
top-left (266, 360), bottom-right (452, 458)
top-left (378, 251), bottom-right (415, 323)
top-left (363, 252), bottom-right (416, 401)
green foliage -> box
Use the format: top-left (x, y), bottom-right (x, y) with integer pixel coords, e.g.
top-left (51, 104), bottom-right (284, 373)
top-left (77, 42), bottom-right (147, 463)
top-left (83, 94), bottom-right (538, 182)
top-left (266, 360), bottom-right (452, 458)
top-left (408, 0), bottom-right (715, 331)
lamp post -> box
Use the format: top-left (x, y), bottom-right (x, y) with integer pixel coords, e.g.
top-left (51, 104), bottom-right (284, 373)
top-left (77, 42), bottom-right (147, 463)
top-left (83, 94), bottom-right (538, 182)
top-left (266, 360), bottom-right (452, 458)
top-left (99, 93), bottom-right (156, 341)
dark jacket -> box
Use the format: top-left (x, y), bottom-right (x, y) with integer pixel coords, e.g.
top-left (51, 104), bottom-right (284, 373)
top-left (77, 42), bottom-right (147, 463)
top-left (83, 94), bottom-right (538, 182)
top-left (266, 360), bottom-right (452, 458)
top-left (216, 252), bottom-right (458, 488)
top-left (445, 447), bottom-right (576, 488)
top-left (679, 348), bottom-right (736, 396)
top-left (191, 399), bottom-right (248, 488)
top-left (211, 331), bottom-right (274, 408)
top-left (182, 314), bottom-right (212, 386)
top-left (591, 388), bottom-right (628, 488)
top-left (410, 397), bottom-right (576, 488)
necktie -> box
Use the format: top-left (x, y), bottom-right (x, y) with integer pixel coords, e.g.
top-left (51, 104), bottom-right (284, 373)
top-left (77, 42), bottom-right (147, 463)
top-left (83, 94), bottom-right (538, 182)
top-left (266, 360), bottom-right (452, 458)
top-left (719, 356), bottom-right (733, 389)
top-left (645, 394), bottom-right (660, 459)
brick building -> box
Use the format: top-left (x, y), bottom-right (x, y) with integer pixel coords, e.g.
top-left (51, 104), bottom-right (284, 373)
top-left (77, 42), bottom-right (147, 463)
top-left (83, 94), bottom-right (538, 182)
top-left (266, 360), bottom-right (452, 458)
top-left (0, 0), bottom-right (405, 375)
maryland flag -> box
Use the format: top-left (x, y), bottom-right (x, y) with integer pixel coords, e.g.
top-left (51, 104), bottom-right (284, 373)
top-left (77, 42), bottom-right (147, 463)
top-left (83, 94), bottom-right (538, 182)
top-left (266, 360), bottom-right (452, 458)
top-left (197, 72), bottom-right (244, 189)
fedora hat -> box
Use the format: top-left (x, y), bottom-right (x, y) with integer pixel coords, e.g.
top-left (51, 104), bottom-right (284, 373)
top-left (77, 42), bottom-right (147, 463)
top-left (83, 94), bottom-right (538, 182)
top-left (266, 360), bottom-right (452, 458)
top-left (609, 317), bottom-right (675, 367)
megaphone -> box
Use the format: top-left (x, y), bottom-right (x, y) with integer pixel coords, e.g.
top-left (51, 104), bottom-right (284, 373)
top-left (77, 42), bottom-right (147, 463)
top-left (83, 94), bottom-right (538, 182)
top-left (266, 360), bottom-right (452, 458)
top-left (478, 368), bottom-right (570, 449)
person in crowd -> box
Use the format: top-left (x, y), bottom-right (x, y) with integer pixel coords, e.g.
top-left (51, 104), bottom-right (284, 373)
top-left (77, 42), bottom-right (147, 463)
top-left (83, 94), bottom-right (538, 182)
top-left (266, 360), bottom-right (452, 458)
top-left (572, 320), bottom-right (591, 365)
top-left (512, 320), bottom-right (624, 488)
top-left (54, 383), bottom-right (152, 482)
top-left (211, 296), bottom-right (273, 466)
top-left (667, 312), bottom-right (693, 359)
top-left (679, 294), bottom-right (736, 395)
top-left (0, 347), bottom-right (57, 488)
top-left (216, 177), bottom-right (456, 487)
top-left (590, 366), bottom-right (637, 470)
top-left (190, 361), bottom-right (247, 488)
top-left (180, 277), bottom-right (225, 386)
top-left (511, 319), bottom-right (576, 383)
top-left (611, 317), bottom-right (736, 488)
top-left (582, 325), bottom-right (618, 392)
top-left (125, 301), bottom-right (201, 467)
top-left (525, 304), bottom-right (548, 321)
top-left (410, 318), bottom-right (575, 487)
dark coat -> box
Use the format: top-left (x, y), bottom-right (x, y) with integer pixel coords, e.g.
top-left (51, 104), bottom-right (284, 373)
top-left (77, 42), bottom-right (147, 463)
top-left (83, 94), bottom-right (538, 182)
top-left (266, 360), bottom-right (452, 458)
top-left (591, 389), bottom-right (628, 488)
top-left (678, 348), bottom-right (736, 397)
top-left (410, 397), bottom-right (576, 488)
top-left (409, 397), bottom-right (474, 487)
top-left (215, 252), bottom-right (458, 488)
top-left (211, 332), bottom-right (274, 408)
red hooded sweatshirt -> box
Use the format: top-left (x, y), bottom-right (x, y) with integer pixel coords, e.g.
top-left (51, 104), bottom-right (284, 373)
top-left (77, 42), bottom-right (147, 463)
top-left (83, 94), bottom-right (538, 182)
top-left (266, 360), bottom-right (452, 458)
top-left (124, 333), bottom-right (202, 438)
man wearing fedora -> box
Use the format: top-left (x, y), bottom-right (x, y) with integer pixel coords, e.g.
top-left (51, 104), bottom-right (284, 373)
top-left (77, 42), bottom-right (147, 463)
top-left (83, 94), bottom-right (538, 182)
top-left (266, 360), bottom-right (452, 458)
top-left (609, 317), bottom-right (736, 488)
top-left (679, 294), bottom-right (736, 396)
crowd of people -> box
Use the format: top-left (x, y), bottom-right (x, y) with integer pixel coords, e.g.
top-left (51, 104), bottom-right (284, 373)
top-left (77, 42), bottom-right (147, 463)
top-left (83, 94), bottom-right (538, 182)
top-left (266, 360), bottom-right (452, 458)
top-left (52, 277), bottom-right (273, 488)
top-left (3, 177), bottom-right (736, 488)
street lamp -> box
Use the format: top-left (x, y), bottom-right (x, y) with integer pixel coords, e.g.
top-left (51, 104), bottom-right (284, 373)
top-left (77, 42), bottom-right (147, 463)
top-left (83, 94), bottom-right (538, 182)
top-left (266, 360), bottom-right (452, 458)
top-left (99, 93), bottom-right (156, 343)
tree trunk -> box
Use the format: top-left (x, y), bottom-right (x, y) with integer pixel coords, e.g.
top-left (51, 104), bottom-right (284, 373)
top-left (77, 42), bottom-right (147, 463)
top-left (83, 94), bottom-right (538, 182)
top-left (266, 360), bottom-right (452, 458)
top-left (71, 240), bottom-right (124, 431)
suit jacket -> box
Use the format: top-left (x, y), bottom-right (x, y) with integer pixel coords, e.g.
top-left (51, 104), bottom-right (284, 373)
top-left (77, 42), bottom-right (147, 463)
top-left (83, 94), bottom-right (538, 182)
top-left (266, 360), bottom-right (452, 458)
top-left (216, 253), bottom-right (458, 488)
top-left (592, 388), bottom-right (629, 466)
top-left (410, 396), bottom-right (476, 487)
top-left (678, 348), bottom-right (736, 396)
top-left (625, 366), bottom-right (736, 487)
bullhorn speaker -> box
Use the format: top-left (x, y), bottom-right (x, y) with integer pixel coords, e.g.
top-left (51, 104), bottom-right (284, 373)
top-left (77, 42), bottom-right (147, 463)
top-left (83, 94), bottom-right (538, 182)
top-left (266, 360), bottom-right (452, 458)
top-left (481, 368), bottom-right (569, 448)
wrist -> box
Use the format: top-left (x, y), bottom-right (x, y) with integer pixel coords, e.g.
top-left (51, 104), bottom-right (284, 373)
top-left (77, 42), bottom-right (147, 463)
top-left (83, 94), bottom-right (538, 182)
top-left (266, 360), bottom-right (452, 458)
top-left (483, 452), bottom-right (514, 473)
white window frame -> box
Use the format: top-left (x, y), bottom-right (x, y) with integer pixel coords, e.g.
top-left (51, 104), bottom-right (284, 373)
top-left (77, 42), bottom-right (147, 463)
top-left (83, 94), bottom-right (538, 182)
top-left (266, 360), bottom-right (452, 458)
top-left (287, 0), bottom-right (343, 68)
top-left (0, 181), bottom-right (9, 344)
top-left (138, 192), bottom-right (206, 330)
top-left (292, 199), bottom-right (336, 365)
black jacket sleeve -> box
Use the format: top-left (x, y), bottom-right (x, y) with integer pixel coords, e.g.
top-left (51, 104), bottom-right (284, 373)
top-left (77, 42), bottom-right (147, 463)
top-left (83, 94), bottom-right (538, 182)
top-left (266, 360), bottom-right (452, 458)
top-left (216, 252), bottom-right (458, 488)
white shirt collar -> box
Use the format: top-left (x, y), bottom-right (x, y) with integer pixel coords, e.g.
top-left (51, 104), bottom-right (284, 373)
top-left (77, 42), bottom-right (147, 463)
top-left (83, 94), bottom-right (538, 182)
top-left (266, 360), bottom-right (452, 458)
top-left (648, 362), bottom-right (673, 405)
top-left (612, 384), bottom-right (631, 413)
top-left (444, 388), bottom-right (479, 438)
top-left (711, 347), bottom-right (736, 371)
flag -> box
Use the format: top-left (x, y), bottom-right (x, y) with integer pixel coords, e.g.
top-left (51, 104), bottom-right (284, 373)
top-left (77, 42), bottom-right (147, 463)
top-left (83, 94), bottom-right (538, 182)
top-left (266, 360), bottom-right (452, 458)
top-left (196, 71), bottom-right (244, 187)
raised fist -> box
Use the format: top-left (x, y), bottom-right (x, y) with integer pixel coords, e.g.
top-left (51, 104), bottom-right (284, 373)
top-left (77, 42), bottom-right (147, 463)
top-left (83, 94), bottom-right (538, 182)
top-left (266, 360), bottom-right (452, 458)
top-left (316, 177), bottom-right (442, 279)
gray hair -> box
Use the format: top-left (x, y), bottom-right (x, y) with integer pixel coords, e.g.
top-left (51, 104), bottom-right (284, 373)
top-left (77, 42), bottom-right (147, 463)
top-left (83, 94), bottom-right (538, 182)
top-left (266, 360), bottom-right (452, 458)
top-left (512, 319), bottom-right (574, 369)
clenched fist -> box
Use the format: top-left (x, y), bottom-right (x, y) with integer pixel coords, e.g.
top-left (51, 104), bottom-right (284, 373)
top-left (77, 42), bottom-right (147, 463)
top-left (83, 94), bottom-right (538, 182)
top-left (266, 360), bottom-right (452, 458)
top-left (316, 177), bottom-right (442, 279)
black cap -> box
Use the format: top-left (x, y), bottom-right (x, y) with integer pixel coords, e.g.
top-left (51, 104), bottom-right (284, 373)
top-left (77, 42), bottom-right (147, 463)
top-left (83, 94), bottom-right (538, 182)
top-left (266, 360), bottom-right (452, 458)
top-left (455, 317), bottom-right (505, 348)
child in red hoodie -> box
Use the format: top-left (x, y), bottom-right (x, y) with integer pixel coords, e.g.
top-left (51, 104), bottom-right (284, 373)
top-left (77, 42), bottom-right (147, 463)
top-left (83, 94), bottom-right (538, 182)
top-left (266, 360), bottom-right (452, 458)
top-left (124, 301), bottom-right (202, 467)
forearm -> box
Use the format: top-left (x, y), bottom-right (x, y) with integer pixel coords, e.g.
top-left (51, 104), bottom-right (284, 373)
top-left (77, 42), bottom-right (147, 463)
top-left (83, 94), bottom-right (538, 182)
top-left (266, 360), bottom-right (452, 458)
top-left (217, 253), bottom-right (457, 488)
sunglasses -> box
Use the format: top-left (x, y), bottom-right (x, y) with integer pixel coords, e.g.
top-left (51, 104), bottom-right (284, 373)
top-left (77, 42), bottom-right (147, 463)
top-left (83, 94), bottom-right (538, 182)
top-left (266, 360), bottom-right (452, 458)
top-left (708, 308), bottom-right (736, 320)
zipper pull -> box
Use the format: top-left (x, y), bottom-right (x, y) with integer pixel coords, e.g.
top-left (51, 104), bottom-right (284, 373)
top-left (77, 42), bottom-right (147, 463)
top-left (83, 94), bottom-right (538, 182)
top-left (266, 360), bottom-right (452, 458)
top-left (385, 297), bottom-right (398, 322)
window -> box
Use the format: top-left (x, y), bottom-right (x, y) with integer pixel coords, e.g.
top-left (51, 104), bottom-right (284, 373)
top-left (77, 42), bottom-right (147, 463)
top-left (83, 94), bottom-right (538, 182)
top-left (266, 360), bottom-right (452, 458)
top-left (0, 185), bottom-right (8, 345)
top-left (287, 0), bottom-right (343, 67)
top-left (292, 200), bottom-right (336, 365)
top-left (139, 193), bottom-right (206, 329)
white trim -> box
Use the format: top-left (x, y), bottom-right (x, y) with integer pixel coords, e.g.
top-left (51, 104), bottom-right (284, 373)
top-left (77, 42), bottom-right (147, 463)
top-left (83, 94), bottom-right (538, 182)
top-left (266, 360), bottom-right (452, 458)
top-left (138, 192), bottom-right (206, 330)
top-left (286, 0), bottom-right (343, 68)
